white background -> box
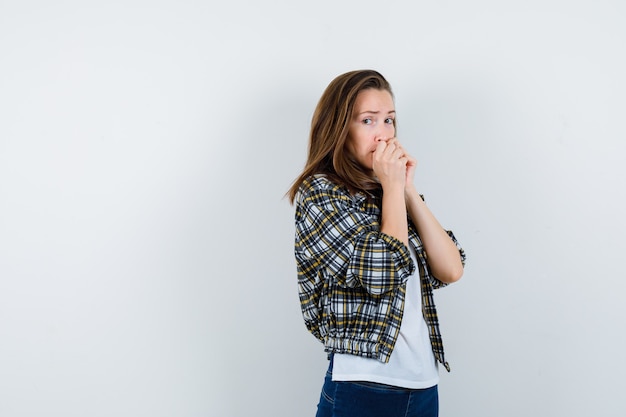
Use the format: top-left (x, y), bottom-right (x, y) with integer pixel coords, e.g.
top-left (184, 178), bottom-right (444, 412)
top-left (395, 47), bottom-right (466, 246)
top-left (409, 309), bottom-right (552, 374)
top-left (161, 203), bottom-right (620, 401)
top-left (1, 1), bottom-right (625, 416)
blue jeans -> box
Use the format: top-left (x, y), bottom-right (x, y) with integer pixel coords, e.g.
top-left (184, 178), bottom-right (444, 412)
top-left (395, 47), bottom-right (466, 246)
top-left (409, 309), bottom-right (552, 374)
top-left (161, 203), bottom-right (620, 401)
top-left (315, 356), bottom-right (439, 417)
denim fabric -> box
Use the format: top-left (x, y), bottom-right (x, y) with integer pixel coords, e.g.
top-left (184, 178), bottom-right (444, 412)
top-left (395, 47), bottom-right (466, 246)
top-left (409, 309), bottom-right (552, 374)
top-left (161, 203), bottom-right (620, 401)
top-left (316, 357), bottom-right (439, 417)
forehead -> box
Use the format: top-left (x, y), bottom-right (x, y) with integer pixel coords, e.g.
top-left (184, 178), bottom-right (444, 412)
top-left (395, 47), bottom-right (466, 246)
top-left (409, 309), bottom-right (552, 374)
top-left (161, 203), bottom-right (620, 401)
top-left (354, 89), bottom-right (394, 111)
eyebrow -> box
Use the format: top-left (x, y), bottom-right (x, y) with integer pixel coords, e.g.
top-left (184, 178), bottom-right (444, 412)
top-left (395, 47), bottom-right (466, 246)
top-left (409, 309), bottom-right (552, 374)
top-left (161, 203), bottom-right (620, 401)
top-left (357, 110), bottom-right (396, 116)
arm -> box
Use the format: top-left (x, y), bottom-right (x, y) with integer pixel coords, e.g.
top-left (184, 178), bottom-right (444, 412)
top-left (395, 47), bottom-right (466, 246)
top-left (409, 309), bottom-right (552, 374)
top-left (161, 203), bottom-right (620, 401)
top-left (373, 139), bottom-right (409, 247)
top-left (294, 177), bottom-right (414, 296)
top-left (404, 186), bottom-right (464, 283)
top-left (386, 137), bottom-right (464, 284)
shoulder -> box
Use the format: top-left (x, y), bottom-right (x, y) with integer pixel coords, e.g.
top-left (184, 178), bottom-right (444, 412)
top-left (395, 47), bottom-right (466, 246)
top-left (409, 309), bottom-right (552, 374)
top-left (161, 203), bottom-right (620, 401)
top-left (300, 175), bottom-right (338, 193)
top-left (297, 175), bottom-right (349, 204)
top-left (297, 175), bottom-right (375, 214)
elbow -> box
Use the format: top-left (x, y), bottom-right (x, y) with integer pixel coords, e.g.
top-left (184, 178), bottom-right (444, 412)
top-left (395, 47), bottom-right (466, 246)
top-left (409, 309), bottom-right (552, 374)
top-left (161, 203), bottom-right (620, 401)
top-left (434, 262), bottom-right (464, 284)
top-left (447, 265), bottom-right (464, 283)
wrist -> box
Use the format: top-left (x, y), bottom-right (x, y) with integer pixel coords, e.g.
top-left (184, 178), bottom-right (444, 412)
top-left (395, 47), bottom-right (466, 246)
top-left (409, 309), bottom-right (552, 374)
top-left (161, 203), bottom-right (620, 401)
top-left (405, 186), bottom-right (427, 209)
top-left (404, 183), bottom-right (418, 198)
top-left (381, 180), bottom-right (406, 195)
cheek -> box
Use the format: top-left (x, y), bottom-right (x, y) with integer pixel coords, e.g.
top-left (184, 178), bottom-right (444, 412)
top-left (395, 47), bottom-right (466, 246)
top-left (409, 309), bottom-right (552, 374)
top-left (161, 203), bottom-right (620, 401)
top-left (346, 129), bottom-right (364, 151)
top-left (351, 132), bottom-right (368, 150)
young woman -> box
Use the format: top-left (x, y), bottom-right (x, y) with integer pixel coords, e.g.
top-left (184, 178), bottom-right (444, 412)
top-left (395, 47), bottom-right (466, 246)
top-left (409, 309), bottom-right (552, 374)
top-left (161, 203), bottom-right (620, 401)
top-left (287, 70), bottom-right (466, 417)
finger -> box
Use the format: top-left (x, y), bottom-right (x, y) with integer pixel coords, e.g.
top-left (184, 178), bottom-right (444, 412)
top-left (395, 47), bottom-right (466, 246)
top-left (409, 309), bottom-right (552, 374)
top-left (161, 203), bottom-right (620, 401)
top-left (374, 140), bottom-right (388, 156)
top-left (377, 141), bottom-right (395, 158)
top-left (387, 137), bottom-right (401, 147)
top-left (386, 138), bottom-right (404, 154)
top-left (390, 144), bottom-right (406, 160)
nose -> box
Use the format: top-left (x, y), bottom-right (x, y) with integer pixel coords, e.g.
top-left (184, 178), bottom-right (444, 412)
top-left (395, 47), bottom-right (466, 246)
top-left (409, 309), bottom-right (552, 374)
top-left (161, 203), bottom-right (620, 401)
top-left (376, 136), bottom-right (388, 142)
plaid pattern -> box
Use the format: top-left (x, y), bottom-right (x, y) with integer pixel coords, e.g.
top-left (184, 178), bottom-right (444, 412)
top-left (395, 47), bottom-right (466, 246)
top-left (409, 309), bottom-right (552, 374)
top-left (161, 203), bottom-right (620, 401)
top-left (294, 175), bottom-right (465, 371)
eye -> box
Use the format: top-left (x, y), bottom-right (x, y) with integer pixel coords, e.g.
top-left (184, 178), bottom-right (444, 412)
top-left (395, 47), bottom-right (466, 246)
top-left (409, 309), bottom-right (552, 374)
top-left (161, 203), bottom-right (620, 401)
top-left (385, 118), bottom-right (394, 124)
top-left (362, 118), bottom-right (373, 125)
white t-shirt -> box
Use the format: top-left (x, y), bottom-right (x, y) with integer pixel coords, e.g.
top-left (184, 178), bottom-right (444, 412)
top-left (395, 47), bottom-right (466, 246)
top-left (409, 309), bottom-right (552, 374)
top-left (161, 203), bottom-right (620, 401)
top-left (332, 245), bottom-right (439, 389)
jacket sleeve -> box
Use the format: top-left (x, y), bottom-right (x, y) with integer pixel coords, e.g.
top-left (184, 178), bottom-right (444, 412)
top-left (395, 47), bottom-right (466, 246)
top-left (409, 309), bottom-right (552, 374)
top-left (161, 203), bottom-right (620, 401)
top-left (422, 229), bottom-right (466, 290)
top-left (295, 181), bottom-right (415, 296)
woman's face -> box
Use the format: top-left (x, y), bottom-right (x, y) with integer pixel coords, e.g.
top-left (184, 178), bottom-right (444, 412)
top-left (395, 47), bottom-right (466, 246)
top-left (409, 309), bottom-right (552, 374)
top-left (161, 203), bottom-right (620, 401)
top-left (346, 88), bottom-right (396, 171)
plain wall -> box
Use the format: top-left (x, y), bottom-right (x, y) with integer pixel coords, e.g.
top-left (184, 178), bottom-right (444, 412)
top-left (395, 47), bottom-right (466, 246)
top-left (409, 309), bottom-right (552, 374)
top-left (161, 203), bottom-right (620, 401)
top-left (1, 0), bottom-right (625, 416)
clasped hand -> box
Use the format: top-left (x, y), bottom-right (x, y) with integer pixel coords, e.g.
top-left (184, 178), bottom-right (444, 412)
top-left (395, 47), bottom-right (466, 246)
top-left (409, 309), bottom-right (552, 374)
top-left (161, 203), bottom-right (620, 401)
top-left (372, 138), bottom-right (417, 190)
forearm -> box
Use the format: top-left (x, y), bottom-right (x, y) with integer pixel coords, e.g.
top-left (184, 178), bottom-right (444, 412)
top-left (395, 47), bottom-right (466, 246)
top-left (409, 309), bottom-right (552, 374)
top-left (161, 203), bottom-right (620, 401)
top-left (405, 186), bottom-right (463, 283)
top-left (380, 185), bottom-right (409, 247)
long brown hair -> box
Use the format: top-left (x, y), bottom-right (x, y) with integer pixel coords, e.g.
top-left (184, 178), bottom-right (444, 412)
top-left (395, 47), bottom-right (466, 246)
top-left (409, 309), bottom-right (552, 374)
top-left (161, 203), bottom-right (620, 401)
top-left (287, 70), bottom-right (395, 204)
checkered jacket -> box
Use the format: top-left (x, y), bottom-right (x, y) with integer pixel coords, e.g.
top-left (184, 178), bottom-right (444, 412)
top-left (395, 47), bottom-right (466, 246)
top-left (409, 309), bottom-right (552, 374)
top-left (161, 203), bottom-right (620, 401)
top-left (294, 175), bottom-right (465, 371)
